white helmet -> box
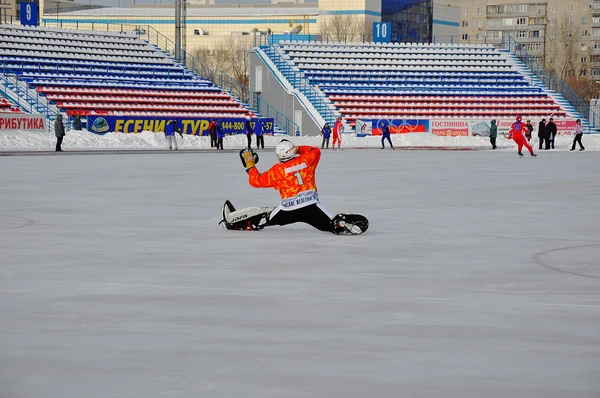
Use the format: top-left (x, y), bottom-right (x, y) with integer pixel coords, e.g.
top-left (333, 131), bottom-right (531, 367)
top-left (275, 139), bottom-right (296, 162)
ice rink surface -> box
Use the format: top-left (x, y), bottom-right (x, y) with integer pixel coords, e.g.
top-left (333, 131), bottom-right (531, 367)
top-left (1, 149), bottom-right (599, 398)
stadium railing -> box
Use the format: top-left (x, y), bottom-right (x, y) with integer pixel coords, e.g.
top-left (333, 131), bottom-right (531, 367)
top-left (255, 32), bottom-right (338, 127)
top-left (500, 35), bottom-right (598, 133)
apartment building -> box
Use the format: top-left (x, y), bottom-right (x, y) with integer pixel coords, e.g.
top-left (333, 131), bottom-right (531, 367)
top-left (459, 0), bottom-right (600, 79)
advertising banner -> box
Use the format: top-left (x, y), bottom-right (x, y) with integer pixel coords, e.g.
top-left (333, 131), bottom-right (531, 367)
top-left (0, 114), bottom-right (46, 132)
top-left (87, 116), bottom-right (274, 136)
top-left (430, 120), bottom-right (470, 137)
top-left (372, 119), bottom-right (430, 135)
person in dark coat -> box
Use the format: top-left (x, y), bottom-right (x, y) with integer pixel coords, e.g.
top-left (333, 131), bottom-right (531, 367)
top-left (54, 114), bottom-right (65, 152)
top-left (321, 123), bottom-right (331, 149)
top-left (381, 124), bottom-right (394, 149)
top-left (489, 119), bottom-right (498, 149)
top-left (245, 116), bottom-right (253, 149)
top-left (546, 117), bottom-right (557, 149)
top-left (73, 115), bottom-right (82, 131)
top-left (537, 119), bottom-right (546, 150)
top-left (525, 120), bottom-right (533, 142)
top-left (216, 120), bottom-right (225, 150)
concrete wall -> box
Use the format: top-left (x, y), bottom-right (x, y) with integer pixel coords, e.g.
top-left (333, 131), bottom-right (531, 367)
top-left (433, 0), bottom-right (460, 43)
top-left (249, 50), bottom-right (321, 136)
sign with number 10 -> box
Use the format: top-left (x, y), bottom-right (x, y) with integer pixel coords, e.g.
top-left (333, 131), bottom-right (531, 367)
top-left (373, 22), bottom-right (391, 43)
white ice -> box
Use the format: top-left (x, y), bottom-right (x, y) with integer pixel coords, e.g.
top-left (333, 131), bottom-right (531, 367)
top-left (1, 149), bottom-right (599, 398)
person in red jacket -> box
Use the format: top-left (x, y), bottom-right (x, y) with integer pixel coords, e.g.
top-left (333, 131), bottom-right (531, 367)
top-left (508, 116), bottom-right (536, 157)
top-left (332, 117), bottom-right (343, 150)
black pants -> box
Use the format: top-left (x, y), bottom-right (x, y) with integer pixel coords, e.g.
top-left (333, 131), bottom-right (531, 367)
top-left (382, 135), bottom-right (393, 148)
top-left (217, 137), bottom-right (223, 150)
top-left (268, 204), bottom-right (332, 232)
top-left (544, 134), bottom-right (551, 150)
top-left (551, 132), bottom-right (557, 149)
top-left (321, 137), bottom-right (330, 149)
top-left (55, 136), bottom-right (63, 151)
top-left (246, 134), bottom-right (252, 148)
top-left (256, 135), bottom-right (264, 149)
top-left (490, 136), bottom-right (496, 149)
top-left (538, 136), bottom-right (545, 150)
top-left (571, 134), bottom-right (585, 150)
top-left (210, 132), bottom-right (217, 148)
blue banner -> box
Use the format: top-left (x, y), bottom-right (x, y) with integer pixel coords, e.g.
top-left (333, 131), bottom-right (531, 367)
top-left (86, 116), bottom-right (274, 136)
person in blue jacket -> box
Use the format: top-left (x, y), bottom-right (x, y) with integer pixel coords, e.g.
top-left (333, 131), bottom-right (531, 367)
top-left (255, 118), bottom-right (264, 149)
top-left (216, 119), bottom-right (225, 150)
top-left (321, 123), bottom-right (331, 149)
top-left (381, 124), bottom-right (394, 149)
top-left (165, 120), bottom-right (182, 150)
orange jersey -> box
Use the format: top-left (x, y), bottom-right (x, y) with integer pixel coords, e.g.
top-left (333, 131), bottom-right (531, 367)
top-left (248, 146), bottom-right (321, 206)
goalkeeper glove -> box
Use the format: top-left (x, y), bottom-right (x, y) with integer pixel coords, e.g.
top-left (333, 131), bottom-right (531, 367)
top-left (239, 148), bottom-right (259, 172)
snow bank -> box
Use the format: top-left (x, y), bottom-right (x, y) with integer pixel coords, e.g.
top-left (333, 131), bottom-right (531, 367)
top-left (1, 129), bottom-right (599, 151)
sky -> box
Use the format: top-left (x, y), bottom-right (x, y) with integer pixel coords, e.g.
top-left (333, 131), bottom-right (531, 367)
top-left (79, 0), bottom-right (315, 7)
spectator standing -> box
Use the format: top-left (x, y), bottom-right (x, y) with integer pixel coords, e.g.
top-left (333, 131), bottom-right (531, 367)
top-left (525, 120), bottom-right (534, 142)
top-left (321, 123), bottom-right (331, 149)
top-left (381, 124), bottom-right (394, 149)
top-left (73, 115), bottom-right (82, 131)
top-left (571, 119), bottom-right (585, 151)
top-left (216, 120), bottom-right (225, 150)
top-left (255, 119), bottom-right (264, 149)
top-left (165, 120), bottom-right (182, 150)
top-left (546, 117), bottom-right (557, 149)
top-left (245, 116), bottom-right (253, 149)
top-left (537, 119), bottom-right (546, 150)
top-left (208, 118), bottom-right (218, 148)
top-left (54, 114), bottom-right (65, 152)
top-left (489, 119), bottom-right (497, 149)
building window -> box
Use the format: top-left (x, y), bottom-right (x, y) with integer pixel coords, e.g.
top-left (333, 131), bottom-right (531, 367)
top-left (581, 56), bottom-right (587, 63)
top-left (552, 4), bottom-right (558, 12)
top-left (476, 7), bottom-right (482, 15)
top-left (593, 14), bottom-right (600, 23)
top-left (567, 30), bottom-right (573, 38)
top-left (593, 28), bottom-right (600, 37)
top-left (462, 20), bottom-right (468, 27)
top-left (531, 30), bottom-right (540, 38)
top-left (549, 17), bottom-right (556, 25)
top-left (582, 44), bottom-right (588, 51)
top-left (516, 30), bottom-right (528, 38)
top-left (463, 7), bottom-right (468, 15)
top-left (518, 4), bottom-right (529, 12)
top-left (516, 17), bottom-right (527, 25)
top-left (476, 19), bottom-right (483, 28)
top-left (583, 17), bottom-right (589, 25)
top-left (526, 43), bottom-right (542, 51)
top-left (594, 41), bottom-right (600, 49)
top-left (591, 68), bottom-right (600, 76)
top-left (487, 30), bottom-right (503, 38)
top-left (567, 4), bottom-right (573, 11)
top-left (462, 33), bottom-right (469, 40)
top-left (582, 30), bottom-right (590, 37)
top-left (567, 17), bottom-right (572, 25)
top-left (487, 19), bottom-right (500, 27)
top-left (583, 3), bottom-right (589, 11)
top-left (503, 18), bottom-right (515, 26)
top-left (476, 33), bottom-right (483, 40)
top-left (550, 31), bottom-right (556, 39)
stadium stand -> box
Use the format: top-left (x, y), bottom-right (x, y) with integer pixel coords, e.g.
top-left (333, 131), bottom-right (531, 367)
top-left (273, 41), bottom-right (568, 124)
top-left (0, 24), bottom-right (252, 119)
top-left (0, 95), bottom-right (21, 113)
